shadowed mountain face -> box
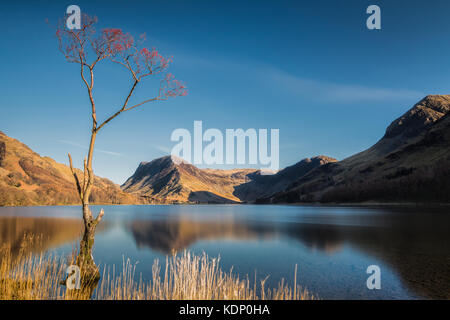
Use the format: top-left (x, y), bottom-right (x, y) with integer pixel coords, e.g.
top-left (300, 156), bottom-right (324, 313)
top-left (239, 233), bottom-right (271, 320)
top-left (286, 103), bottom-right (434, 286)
top-left (0, 131), bottom-right (141, 206)
top-left (123, 96), bottom-right (450, 204)
top-left (0, 131), bottom-right (335, 205)
top-left (265, 95), bottom-right (450, 203)
top-left (122, 155), bottom-right (337, 204)
top-left (234, 156), bottom-right (337, 202)
top-left (121, 156), bottom-right (259, 203)
top-left (2, 95), bottom-right (449, 205)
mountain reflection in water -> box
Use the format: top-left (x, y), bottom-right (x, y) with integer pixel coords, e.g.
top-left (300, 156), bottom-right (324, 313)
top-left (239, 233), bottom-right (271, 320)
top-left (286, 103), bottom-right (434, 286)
top-left (0, 205), bottom-right (448, 299)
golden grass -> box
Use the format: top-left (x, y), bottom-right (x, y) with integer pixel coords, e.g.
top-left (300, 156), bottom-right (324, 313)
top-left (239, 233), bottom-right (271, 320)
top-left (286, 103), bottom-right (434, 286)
top-left (0, 237), bottom-right (316, 300)
top-left (0, 235), bottom-right (67, 299)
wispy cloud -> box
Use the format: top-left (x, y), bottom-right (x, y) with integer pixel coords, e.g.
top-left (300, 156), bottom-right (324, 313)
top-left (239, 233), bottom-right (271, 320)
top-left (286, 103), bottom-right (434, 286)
top-left (57, 140), bottom-right (124, 157)
top-left (263, 67), bottom-right (425, 103)
top-left (175, 52), bottom-right (425, 103)
top-left (152, 144), bottom-right (171, 154)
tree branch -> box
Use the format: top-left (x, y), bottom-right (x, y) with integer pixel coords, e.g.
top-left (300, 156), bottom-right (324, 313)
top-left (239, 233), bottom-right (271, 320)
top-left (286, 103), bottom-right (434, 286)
top-left (94, 208), bottom-right (104, 225)
top-left (96, 96), bottom-right (159, 132)
top-left (96, 79), bottom-right (159, 132)
top-left (83, 157), bottom-right (87, 193)
top-left (68, 153), bottom-right (83, 201)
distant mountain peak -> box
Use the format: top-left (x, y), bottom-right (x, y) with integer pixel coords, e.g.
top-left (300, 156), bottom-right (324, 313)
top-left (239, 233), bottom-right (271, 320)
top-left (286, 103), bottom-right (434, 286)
top-left (136, 155), bottom-right (190, 168)
top-left (384, 94), bottom-right (450, 139)
top-left (169, 154), bottom-right (190, 165)
top-left (122, 153), bottom-right (337, 204)
top-left (233, 155), bottom-right (337, 202)
top-left (266, 95), bottom-right (450, 204)
top-left (309, 155), bottom-right (338, 163)
top-left (122, 155), bottom-right (259, 204)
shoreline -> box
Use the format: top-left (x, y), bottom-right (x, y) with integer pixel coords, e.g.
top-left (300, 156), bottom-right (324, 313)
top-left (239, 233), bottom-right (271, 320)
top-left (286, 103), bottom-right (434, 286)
top-left (1, 201), bottom-right (450, 208)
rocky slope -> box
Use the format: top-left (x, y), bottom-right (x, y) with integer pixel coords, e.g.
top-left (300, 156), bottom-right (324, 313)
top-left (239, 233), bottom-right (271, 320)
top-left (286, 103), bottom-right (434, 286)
top-left (233, 156), bottom-right (337, 202)
top-left (264, 95), bottom-right (450, 203)
top-left (121, 156), bottom-right (258, 203)
top-left (0, 131), bottom-right (140, 206)
top-left (3, 95), bottom-right (448, 206)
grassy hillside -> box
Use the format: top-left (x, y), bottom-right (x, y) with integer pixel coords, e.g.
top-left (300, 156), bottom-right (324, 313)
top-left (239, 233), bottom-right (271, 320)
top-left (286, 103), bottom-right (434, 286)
top-left (0, 131), bottom-right (140, 206)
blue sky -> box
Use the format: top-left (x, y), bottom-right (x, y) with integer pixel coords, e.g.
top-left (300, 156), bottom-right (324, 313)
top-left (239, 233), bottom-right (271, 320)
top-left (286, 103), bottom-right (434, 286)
top-left (1, 0), bottom-right (450, 184)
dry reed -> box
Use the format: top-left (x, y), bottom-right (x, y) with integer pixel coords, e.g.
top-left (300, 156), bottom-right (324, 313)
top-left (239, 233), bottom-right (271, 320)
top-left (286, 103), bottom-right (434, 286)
top-left (0, 236), bottom-right (316, 300)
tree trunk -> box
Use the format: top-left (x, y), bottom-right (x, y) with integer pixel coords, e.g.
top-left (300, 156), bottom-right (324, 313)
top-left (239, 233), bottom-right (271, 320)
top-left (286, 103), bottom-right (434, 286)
top-left (68, 130), bottom-right (104, 296)
top-left (77, 204), bottom-right (101, 285)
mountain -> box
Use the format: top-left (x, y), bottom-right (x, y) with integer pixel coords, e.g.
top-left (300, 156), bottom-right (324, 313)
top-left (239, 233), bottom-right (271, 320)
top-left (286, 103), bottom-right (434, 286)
top-left (264, 95), bottom-right (450, 203)
top-left (233, 156), bottom-right (337, 202)
top-left (1, 131), bottom-right (333, 206)
top-left (0, 131), bottom-right (140, 206)
top-left (4, 95), bottom-right (449, 206)
top-left (121, 156), bottom-right (258, 203)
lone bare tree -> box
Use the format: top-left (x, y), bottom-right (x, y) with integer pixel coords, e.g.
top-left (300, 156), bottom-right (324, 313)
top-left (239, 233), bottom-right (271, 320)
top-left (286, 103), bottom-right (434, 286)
top-left (54, 14), bottom-right (186, 282)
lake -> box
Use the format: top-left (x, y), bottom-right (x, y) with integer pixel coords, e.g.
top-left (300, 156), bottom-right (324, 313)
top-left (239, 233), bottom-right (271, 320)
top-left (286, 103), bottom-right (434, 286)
top-left (0, 204), bottom-right (449, 299)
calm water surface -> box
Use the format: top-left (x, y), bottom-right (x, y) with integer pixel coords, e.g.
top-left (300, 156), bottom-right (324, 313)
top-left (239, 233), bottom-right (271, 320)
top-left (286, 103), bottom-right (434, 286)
top-left (0, 205), bottom-right (449, 299)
